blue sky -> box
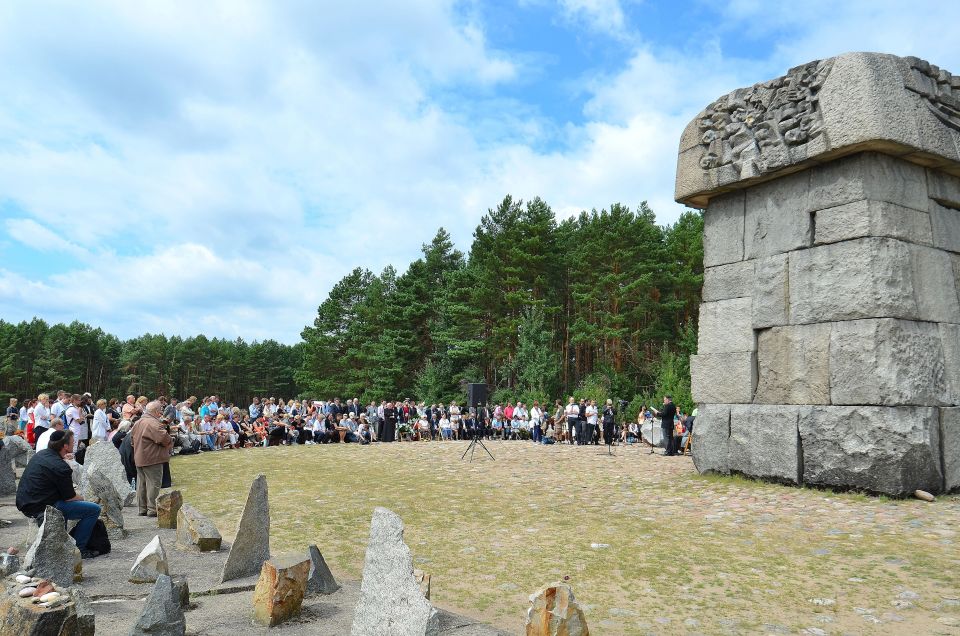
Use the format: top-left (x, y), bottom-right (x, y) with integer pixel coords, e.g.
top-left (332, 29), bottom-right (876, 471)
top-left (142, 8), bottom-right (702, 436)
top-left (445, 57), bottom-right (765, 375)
top-left (1, 0), bottom-right (958, 343)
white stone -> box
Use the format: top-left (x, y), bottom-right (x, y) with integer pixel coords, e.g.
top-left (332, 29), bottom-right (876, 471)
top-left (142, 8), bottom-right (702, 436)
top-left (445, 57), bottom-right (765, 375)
top-left (755, 324), bottom-right (831, 404)
top-left (830, 319), bottom-right (948, 406)
top-left (728, 405), bottom-right (801, 483)
top-left (130, 535), bottom-right (169, 583)
top-left (690, 353), bottom-right (756, 404)
top-left (799, 406), bottom-right (942, 495)
top-left (703, 191), bottom-right (745, 266)
top-left (18, 587), bottom-right (35, 597)
top-left (697, 297), bottom-right (755, 354)
top-left (702, 260), bottom-right (754, 302)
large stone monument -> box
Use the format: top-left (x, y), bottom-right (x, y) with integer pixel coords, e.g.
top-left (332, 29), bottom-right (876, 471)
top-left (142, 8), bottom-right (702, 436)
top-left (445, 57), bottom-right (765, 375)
top-left (677, 52), bottom-right (960, 496)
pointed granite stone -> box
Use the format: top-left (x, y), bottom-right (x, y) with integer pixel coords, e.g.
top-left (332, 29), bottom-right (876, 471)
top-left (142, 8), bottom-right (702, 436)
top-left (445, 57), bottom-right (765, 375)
top-left (220, 474), bottom-right (270, 583)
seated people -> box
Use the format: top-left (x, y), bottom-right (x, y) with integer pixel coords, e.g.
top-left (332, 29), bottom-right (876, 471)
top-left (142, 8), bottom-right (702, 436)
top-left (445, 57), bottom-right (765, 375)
top-left (357, 416), bottom-right (372, 444)
top-left (542, 420), bottom-right (556, 444)
top-left (440, 415), bottom-right (452, 440)
top-left (15, 430), bottom-right (102, 558)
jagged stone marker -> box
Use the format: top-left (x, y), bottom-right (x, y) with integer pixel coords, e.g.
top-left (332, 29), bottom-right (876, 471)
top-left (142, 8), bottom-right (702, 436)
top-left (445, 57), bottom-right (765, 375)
top-left (220, 473), bottom-right (269, 583)
top-left (23, 506), bottom-right (82, 587)
top-left (350, 507), bottom-right (440, 636)
top-left (81, 468), bottom-right (126, 539)
top-left (130, 573), bottom-right (186, 636)
top-left (83, 439), bottom-right (135, 506)
top-left (306, 543), bottom-right (340, 594)
top-left (525, 582), bottom-right (590, 636)
top-left (0, 436), bottom-right (33, 496)
top-left (130, 535), bottom-right (170, 583)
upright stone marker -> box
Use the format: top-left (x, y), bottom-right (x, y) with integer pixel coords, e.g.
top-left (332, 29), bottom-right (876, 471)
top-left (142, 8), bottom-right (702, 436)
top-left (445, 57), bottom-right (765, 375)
top-left (156, 490), bottom-right (182, 529)
top-left (306, 544), bottom-right (340, 594)
top-left (525, 583), bottom-right (589, 636)
top-left (350, 507), bottom-right (440, 636)
top-left (251, 553), bottom-right (310, 627)
top-left (83, 439), bottom-right (135, 506)
top-left (130, 574), bottom-right (186, 636)
top-left (0, 436), bottom-right (32, 496)
top-left (679, 52), bottom-right (960, 495)
top-left (82, 468), bottom-right (126, 539)
top-left (23, 506), bottom-right (81, 587)
top-left (220, 474), bottom-right (270, 583)
top-left (130, 535), bottom-right (170, 583)
top-left (176, 505), bottom-right (222, 552)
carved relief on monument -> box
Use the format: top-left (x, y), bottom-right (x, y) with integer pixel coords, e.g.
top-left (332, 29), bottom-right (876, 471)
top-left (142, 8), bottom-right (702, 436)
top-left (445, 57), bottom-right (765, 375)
top-left (904, 56), bottom-right (960, 132)
top-left (697, 59), bottom-right (833, 179)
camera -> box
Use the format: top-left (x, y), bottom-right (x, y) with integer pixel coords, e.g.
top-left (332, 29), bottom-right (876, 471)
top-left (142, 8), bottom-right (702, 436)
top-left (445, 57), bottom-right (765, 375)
top-left (617, 398), bottom-right (629, 410)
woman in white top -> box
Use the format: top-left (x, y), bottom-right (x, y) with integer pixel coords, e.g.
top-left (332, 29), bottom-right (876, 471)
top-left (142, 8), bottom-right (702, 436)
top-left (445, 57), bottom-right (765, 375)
top-left (448, 403), bottom-right (461, 440)
top-left (91, 399), bottom-right (110, 442)
top-left (33, 393), bottom-right (51, 439)
top-left (530, 401), bottom-right (543, 442)
top-left (440, 415), bottom-right (453, 440)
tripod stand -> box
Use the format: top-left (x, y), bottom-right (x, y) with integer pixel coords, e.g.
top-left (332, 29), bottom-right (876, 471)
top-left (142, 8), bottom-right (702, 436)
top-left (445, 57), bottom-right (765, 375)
top-left (461, 429), bottom-right (495, 462)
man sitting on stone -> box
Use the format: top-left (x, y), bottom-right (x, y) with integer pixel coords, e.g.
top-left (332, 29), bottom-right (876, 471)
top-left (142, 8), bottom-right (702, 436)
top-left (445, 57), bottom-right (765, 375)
top-left (15, 429), bottom-right (103, 558)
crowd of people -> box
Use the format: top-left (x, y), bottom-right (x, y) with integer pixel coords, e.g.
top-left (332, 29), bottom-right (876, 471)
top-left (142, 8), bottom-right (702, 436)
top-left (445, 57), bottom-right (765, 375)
top-left (2, 389), bottom-right (696, 563)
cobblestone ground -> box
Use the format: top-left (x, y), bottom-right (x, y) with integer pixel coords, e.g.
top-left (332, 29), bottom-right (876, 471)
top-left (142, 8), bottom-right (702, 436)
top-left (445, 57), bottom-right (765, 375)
top-left (172, 440), bottom-right (959, 635)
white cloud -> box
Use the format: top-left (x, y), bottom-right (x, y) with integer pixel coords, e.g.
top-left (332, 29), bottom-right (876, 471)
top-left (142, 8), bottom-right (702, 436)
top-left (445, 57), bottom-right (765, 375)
top-left (558, 0), bottom-right (629, 37)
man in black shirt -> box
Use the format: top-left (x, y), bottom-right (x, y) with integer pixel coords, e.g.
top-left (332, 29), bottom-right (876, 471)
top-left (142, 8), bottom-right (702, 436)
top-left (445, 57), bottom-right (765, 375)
top-left (16, 430), bottom-right (102, 558)
top-left (654, 395), bottom-right (678, 456)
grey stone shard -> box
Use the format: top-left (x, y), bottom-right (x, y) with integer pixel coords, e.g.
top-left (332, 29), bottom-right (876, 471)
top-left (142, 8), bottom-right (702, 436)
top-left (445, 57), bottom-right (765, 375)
top-left (942, 408), bottom-right (960, 492)
top-left (351, 507), bottom-right (440, 636)
top-left (691, 404), bottom-right (730, 475)
top-left (82, 466), bottom-right (126, 539)
top-left (0, 552), bottom-right (20, 576)
top-left (23, 506), bottom-right (81, 587)
top-left (690, 353), bottom-right (756, 404)
top-left (130, 535), bottom-right (169, 583)
top-left (307, 543), bottom-right (340, 594)
top-left (755, 324), bottom-right (831, 404)
top-left (799, 406), bottom-right (943, 495)
top-left (830, 319), bottom-right (948, 406)
top-left (0, 435), bottom-right (33, 496)
top-left (702, 260), bottom-right (754, 302)
top-left (130, 574), bottom-right (186, 636)
top-left (697, 297), bottom-right (755, 354)
top-left (220, 473), bottom-right (270, 583)
top-left (83, 438), bottom-right (136, 506)
top-left (70, 585), bottom-right (96, 636)
top-left (729, 405), bottom-right (801, 483)
top-left (170, 574), bottom-right (190, 610)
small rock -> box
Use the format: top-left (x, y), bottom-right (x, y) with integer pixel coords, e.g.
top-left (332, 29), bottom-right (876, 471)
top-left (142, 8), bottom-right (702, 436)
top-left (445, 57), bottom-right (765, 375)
top-left (589, 543), bottom-right (609, 549)
top-left (15, 575), bottom-right (31, 584)
top-left (306, 544), bottom-right (339, 595)
top-left (810, 597), bottom-right (835, 606)
top-left (938, 616), bottom-right (960, 627)
top-left (525, 582), bottom-right (589, 636)
top-left (176, 505), bottom-right (222, 552)
top-left (847, 577), bottom-right (866, 583)
top-left (39, 591), bottom-right (60, 603)
top-left (18, 587), bottom-right (36, 598)
top-left (130, 535), bottom-right (169, 583)
top-left (914, 489), bottom-right (935, 502)
top-left (7, 547), bottom-right (17, 555)
top-left (804, 628), bottom-right (827, 636)
top-left (898, 590), bottom-right (920, 600)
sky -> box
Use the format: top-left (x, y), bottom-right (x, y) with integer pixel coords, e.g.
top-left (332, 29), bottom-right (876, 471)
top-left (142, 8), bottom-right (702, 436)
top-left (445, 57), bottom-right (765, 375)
top-left (1, 1), bottom-right (959, 344)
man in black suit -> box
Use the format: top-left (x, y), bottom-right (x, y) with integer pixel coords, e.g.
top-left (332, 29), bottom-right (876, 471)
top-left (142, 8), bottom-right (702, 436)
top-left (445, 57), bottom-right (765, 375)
top-left (654, 395), bottom-right (678, 456)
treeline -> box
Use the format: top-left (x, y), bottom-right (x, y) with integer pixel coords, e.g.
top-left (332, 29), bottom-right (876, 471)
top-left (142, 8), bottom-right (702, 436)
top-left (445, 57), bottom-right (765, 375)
top-left (298, 196), bottom-right (703, 411)
top-left (0, 318), bottom-right (300, 404)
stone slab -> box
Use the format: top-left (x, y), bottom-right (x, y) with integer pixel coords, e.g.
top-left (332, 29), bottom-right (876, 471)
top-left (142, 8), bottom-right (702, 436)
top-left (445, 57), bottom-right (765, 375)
top-left (744, 170), bottom-right (813, 259)
top-left (23, 506), bottom-right (81, 588)
top-left (940, 323), bottom-right (960, 404)
top-left (751, 253), bottom-right (789, 329)
top-left (755, 324), bottom-right (831, 404)
top-left (697, 297), bottom-right (755, 354)
top-left (928, 167), bottom-right (960, 206)
top-left (176, 504), bottom-right (222, 552)
top-left (729, 405), bottom-right (801, 484)
top-left (702, 260), bottom-right (754, 302)
top-left (130, 534), bottom-right (169, 583)
top-left (830, 319), bottom-right (949, 406)
top-left (799, 405), bottom-right (943, 495)
top-left (307, 544), bottom-right (340, 595)
top-left (815, 199), bottom-right (933, 246)
top-left (702, 191), bottom-right (745, 267)
top-left (252, 553), bottom-right (310, 627)
top-left (351, 507), bottom-right (439, 636)
top-left (131, 573), bottom-right (186, 636)
top-left (809, 152), bottom-right (930, 214)
top-left (691, 404), bottom-right (730, 475)
top-left (909, 242), bottom-right (960, 323)
top-left (690, 353), bottom-right (756, 404)
top-left (942, 408), bottom-right (960, 492)
top-left (220, 474), bottom-right (270, 583)
top-left (83, 439), bottom-right (135, 507)
top-left (156, 490), bottom-right (182, 530)
top-left (930, 199), bottom-right (960, 253)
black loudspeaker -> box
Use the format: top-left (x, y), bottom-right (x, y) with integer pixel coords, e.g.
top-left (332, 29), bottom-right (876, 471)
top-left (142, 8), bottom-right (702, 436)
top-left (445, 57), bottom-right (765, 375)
top-left (466, 383), bottom-right (487, 408)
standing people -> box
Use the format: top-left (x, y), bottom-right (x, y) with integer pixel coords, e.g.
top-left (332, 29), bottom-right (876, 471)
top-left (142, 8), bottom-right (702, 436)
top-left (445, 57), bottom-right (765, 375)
top-left (602, 399), bottom-right (616, 448)
top-left (65, 394), bottom-right (87, 452)
top-left (654, 395), bottom-right (678, 456)
top-left (131, 401), bottom-right (173, 517)
top-left (5, 398), bottom-right (18, 435)
top-left (586, 399), bottom-right (599, 445)
top-left (91, 399), bottom-right (110, 444)
top-left (32, 394), bottom-right (51, 444)
top-left (382, 401), bottom-right (397, 443)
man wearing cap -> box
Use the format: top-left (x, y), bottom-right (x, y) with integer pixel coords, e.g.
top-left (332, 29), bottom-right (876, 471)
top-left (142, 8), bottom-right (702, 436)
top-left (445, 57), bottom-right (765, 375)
top-left (131, 401), bottom-right (174, 517)
top-left (36, 417), bottom-right (65, 452)
top-left (16, 429), bottom-right (102, 558)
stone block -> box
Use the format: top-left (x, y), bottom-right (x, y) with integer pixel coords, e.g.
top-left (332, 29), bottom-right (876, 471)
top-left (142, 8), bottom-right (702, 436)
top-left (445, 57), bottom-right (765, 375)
top-left (307, 544), bottom-right (340, 595)
top-left (830, 319), bottom-right (949, 406)
top-left (930, 200), bottom-right (960, 253)
top-left (525, 583), bottom-right (589, 636)
top-left (809, 152), bottom-right (929, 213)
top-left (927, 167), bottom-right (960, 206)
top-left (799, 406), bottom-right (942, 495)
top-left (252, 554), bottom-right (311, 627)
top-left (755, 324), bottom-right (831, 404)
top-left (691, 404), bottom-right (730, 475)
top-left (789, 237), bottom-right (917, 324)
top-left (130, 535), bottom-right (169, 583)
top-left (0, 582), bottom-right (84, 636)
top-left (744, 170), bottom-right (813, 258)
top-left (81, 468), bottom-right (125, 539)
top-left (176, 505), bottom-right (222, 552)
top-left (942, 408), bottom-right (960, 492)
top-left (703, 191), bottom-right (745, 266)
top-left (221, 474), bottom-right (270, 583)
top-left (729, 405), bottom-right (801, 483)
top-left (752, 253), bottom-right (789, 328)
top-left (83, 439), bottom-right (135, 507)
top-left (941, 323), bottom-right (960, 404)
top-left (702, 260), bottom-right (754, 302)
top-left (697, 297), bottom-right (754, 354)
top-left (70, 586), bottom-right (95, 636)
top-left (814, 199), bottom-right (933, 246)
top-left (23, 506), bottom-right (81, 588)
top-left (156, 490), bottom-right (182, 530)
top-left (131, 574), bottom-right (186, 636)
top-left (351, 507), bottom-right (439, 636)
top-left (690, 353), bottom-right (756, 404)
top-left (909, 243), bottom-right (960, 323)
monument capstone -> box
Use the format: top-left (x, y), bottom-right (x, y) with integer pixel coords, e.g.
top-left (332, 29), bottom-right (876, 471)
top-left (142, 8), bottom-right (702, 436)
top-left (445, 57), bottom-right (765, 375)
top-left (677, 52), bottom-right (960, 496)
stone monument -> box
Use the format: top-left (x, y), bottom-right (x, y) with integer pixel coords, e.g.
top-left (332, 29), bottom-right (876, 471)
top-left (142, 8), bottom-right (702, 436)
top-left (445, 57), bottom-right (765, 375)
top-left (677, 52), bottom-right (960, 496)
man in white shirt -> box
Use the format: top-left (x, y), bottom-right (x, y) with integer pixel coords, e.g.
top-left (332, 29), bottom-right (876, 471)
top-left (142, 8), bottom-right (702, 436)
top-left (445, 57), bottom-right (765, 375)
top-left (586, 399), bottom-right (599, 445)
top-left (564, 397), bottom-right (578, 445)
top-left (529, 402), bottom-right (543, 442)
top-left (50, 391), bottom-right (68, 423)
top-left (36, 419), bottom-right (65, 452)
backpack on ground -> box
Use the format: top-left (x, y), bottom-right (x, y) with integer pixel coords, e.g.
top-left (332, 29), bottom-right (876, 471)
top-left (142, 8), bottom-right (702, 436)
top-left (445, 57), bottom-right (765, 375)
top-left (69, 519), bottom-right (111, 555)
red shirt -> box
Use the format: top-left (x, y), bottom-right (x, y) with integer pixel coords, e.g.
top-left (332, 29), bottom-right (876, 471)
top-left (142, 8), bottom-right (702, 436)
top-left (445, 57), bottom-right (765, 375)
top-left (504, 405), bottom-right (514, 420)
